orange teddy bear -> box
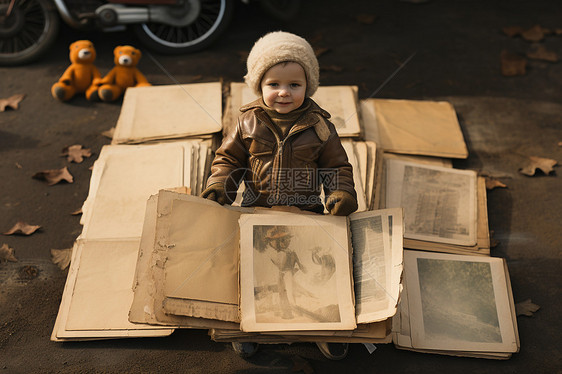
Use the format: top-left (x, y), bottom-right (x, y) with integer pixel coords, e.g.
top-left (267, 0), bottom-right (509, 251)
top-left (97, 45), bottom-right (151, 101)
top-left (51, 40), bottom-right (100, 101)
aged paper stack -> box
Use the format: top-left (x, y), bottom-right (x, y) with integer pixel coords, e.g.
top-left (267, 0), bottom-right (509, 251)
top-left (359, 97), bottom-right (519, 358)
top-left (129, 189), bottom-right (403, 344)
top-left (52, 82), bottom-right (518, 359)
top-left (52, 83), bottom-right (223, 341)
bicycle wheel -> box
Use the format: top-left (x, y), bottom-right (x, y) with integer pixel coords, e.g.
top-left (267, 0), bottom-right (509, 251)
top-left (0, 0), bottom-right (59, 65)
top-left (133, 0), bottom-right (234, 55)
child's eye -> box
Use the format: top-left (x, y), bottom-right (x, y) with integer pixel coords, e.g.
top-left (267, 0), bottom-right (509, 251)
top-left (268, 83), bottom-right (279, 87)
top-left (290, 83), bottom-right (301, 88)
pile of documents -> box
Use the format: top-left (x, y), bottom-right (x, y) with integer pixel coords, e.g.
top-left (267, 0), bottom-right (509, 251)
top-left (51, 82), bottom-right (519, 359)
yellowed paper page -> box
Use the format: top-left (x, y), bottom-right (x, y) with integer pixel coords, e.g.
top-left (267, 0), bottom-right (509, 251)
top-left (164, 198), bottom-right (241, 304)
top-left (113, 83), bottom-right (222, 144)
top-left (79, 143), bottom-right (186, 240)
top-left (350, 208), bottom-right (404, 324)
top-left (360, 98), bottom-right (468, 158)
top-left (65, 239), bottom-right (166, 331)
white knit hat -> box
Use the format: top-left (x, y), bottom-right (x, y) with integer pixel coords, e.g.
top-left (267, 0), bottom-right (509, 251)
top-left (244, 31), bottom-right (319, 97)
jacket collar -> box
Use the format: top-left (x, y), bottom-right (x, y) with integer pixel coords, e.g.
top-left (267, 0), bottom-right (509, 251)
top-left (240, 98), bottom-right (331, 135)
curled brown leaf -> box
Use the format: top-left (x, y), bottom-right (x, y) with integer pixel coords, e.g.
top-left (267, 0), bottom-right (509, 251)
top-left (0, 243), bottom-right (17, 263)
top-left (0, 94), bottom-right (25, 111)
top-left (101, 127), bottom-right (115, 139)
top-left (485, 177), bottom-right (507, 190)
top-left (515, 299), bottom-right (540, 317)
top-left (501, 50), bottom-right (527, 76)
top-left (4, 222), bottom-right (41, 235)
top-left (61, 144), bottom-right (92, 163)
top-left (51, 248), bottom-right (73, 270)
top-left (502, 26), bottom-right (524, 37)
top-left (70, 207), bottom-right (83, 216)
top-left (32, 166), bottom-right (74, 185)
top-left (527, 45), bottom-right (558, 62)
top-left (521, 25), bottom-right (546, 42)
top-left (519, 155), bottom-right (558, 176)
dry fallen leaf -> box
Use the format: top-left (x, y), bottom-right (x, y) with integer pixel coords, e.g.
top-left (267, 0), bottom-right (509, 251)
top-left (4, 222), bottom-right (41, 236)
top-left (51, 248), bottom-right (73, 270)
top-left (61, 144), bottom-right (92, 163)
top-left (0, 94), bottom-right (25, 111)
top-left (519, 156), bottom-right (558, 176)
top-left (291, 355), bottom-right (314, 374)
top-left (501, 50), bottom-right (527, 76)
top-left (558, 141), bottom-right (562, 147)
top-left (516, 299), bottom-right (540, 317)
top-left (101, 127), bottom-right (115, 139)
top-left (527, 45), bottom-right (558, 62)
top-left (356, 13), bottom-right (377, 25)
top-left (70, 207), bottom-right (83, 216)
top-left (0, 243), bottom-right (17, 263)
top-left (485, 177), bottom-right (507, 190)
top-left (521, 25), bottom-right (545, 42)
top-left (32, 166), bottom-right (74, 185)
top-left (502, 26), bottom-right (524, 37)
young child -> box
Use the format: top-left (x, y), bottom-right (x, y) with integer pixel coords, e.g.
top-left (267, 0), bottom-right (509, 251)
top-left (202, 31), bottom-right (358, 217)
top-left (201, 31), bottom-right (357, 360)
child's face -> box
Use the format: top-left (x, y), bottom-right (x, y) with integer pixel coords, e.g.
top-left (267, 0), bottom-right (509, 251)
top-left (261, 62), bottom-right (306, 114)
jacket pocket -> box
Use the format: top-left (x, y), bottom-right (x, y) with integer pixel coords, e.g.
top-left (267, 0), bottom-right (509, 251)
top-left (245, 136), bottom-right (274, 189)
top-left (247, 136), bottom-right (275, 157)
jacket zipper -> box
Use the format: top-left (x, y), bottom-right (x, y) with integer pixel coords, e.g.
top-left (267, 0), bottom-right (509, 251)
top-left (260, 113), bottom-right (314, 203)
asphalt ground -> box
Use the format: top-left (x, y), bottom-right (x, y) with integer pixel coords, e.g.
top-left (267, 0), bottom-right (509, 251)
top-left (1, 1), bottom-right (561, 373)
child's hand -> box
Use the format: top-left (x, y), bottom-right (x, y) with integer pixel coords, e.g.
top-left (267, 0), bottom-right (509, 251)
top-left (201, 183), bottom-right (227, 205)
top-left (326, 190), bottom-right (358, 216)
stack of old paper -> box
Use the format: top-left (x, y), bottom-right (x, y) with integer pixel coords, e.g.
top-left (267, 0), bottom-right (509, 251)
top-left (226, 82), bottom-right (362, 138)
top-left (382, 158), bottom-right (490, 256)
top-left (130, 190), bottom-right (404, 344)
top-left (359, 98), bottom-right (468, 159)
top-left (392, 250), bottom-right (519, 359)
top-left (340, 139), bottom-right (384, 212)
top-left (51, 140), bottom-right (212, 341)
top-left (111, 82), bottom-right (223, 144)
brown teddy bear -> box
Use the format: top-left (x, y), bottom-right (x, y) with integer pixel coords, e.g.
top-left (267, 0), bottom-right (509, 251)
top-left (51, 40), bottom-right (101, 101)
top-left (97, 45), bottom-right (151, 101)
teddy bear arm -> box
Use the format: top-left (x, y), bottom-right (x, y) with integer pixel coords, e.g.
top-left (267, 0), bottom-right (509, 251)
top-left (99, 68), bottom-right (117, 85)
top-left (59, 66), bottom-right (76, 85)
top-left (134, 69), bottom-right (151, 87)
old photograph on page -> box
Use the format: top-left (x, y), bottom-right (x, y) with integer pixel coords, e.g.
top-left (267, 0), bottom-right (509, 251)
top-left (404, 250), bottom-right (518, 354)
top-left (350, 208), bottom-right (403, 324)
top-left (385, 159), bottom-right (477, 246)
top-left (239, 214), bottom-right (356, 332)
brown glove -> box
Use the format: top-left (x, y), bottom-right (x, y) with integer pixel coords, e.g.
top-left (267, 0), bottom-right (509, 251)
top-left (326, 190), bottom-right (358, 216)
top-left (200, 183), bottom-right (227, 205)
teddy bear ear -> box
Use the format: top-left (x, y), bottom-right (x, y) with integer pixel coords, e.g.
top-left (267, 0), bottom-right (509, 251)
top-left (136, 49), bottom-right (142, 58)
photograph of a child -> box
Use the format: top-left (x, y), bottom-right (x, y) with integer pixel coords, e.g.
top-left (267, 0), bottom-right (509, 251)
top-left (252, 225), bottom-right (341, 324)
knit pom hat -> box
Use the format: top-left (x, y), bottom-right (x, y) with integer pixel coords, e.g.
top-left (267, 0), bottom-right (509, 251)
top-left (244, 31), bottom-right (319, 97)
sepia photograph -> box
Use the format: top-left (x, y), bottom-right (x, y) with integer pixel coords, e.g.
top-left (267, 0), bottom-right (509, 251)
top-left (239, 214), bottom-right (356, 332)
top-left (349, 208), bottom-right (403, 324)
top-left (404, 250), bottom-right (518, 353)
top-left (386, 159), bottom-right (477, 246)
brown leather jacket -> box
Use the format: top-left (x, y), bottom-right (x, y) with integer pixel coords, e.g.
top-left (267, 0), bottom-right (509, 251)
top-left (206, 98), bottom-right (356, 213)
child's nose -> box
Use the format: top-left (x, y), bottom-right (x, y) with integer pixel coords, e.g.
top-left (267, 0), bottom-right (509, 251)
top-left (279, 87), bottom-right (289, 96)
